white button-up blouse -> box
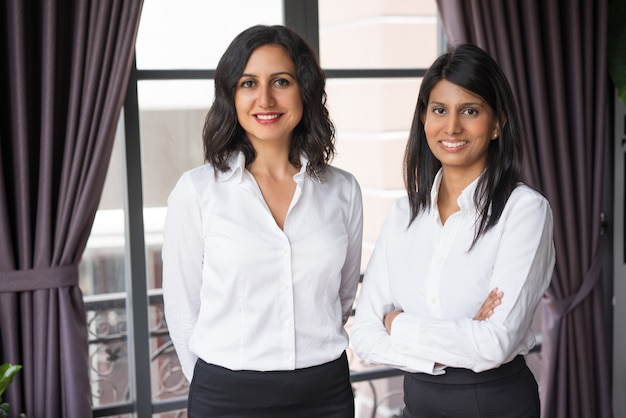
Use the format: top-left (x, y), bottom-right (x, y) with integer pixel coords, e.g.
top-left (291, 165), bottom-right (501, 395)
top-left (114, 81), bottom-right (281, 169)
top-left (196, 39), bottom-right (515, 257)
top-left (162, 152), bottom-right (363, 381)
top-left (352, 170), bottom-right (555, 375)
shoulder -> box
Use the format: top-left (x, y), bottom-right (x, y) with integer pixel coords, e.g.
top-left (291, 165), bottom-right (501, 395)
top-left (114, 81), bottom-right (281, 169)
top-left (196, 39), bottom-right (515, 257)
top-left (179, 163), bottom-right (217, 185)
top-left (382, 195), bottom-right (412, 228)
top-left (169, 164), bottom-right (219, 200)
top-left (316, 165), bottom-right (362, 194)
top-left (508, 183), bottom-right (551, 207)
top-left (504, 183), bottom-right (553, 219)
top-left (322, 165), bottom-right (359, 183)
top-left (393, 195), bottom-right (411, 212)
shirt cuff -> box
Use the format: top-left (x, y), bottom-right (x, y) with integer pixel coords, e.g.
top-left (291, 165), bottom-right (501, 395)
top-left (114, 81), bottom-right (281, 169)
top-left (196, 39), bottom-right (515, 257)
top-left (388, 313), bottom-right (439, 375)
top-left (389, 312), bottom-right (420, 352)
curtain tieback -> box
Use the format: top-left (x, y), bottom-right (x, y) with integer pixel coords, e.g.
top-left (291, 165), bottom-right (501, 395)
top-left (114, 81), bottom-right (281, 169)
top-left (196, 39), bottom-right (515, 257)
top-left (0, 265), bottom-right (79, 292)
top-left (545, 244), bottom-right (603, 318)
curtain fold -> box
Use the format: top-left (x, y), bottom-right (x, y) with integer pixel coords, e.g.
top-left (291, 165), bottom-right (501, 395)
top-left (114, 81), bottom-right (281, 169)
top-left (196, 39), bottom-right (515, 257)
top-left (436, 1), bottom-right (612, 417)
top-left (0, 1), bottom-right (142, 417)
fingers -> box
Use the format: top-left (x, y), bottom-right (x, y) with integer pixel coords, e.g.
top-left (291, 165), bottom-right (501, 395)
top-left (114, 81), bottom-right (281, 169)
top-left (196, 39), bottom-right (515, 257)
top-left (484, 288), bottom-right (503, 317)
top-left (473, 288), bottom-right (504, 320)
top-left (489, 287), bottom-right (504, 306)
top-left (383, 309), bottom-right (403, 333)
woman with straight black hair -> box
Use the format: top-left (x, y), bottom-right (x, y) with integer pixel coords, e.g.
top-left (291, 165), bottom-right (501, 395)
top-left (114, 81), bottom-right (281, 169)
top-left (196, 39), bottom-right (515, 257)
top-left (352, 44), bottom-right (555, 417)
top-left (162, 25), bottom-right (362, 417)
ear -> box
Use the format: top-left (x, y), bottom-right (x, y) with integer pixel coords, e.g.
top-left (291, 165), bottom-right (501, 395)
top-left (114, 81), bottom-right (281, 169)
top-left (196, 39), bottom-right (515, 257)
top-left (492, 124), bottom-right (499, 140)
top-left (491, 121), bottom-right (500, 141)
top-left (492, 115), bottom-right (506, 140)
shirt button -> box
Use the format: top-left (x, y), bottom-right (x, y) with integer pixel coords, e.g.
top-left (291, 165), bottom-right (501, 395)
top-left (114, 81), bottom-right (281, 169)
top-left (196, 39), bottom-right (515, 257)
top-left (429, 298), bottom-right (437, 304)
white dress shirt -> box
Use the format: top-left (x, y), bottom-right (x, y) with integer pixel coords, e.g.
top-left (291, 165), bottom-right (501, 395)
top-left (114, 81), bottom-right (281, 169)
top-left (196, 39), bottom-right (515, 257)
top-left (352, 170), bottom-right (555, 375)
top-left (162, 152), bottom-right (363, 381)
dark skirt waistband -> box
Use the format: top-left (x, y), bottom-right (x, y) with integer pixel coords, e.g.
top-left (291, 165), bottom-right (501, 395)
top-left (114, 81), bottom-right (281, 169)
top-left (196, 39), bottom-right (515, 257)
top-left (188, 351), bottom-right (354, 417)
top-left (406, 355), bottom-right (527, 385)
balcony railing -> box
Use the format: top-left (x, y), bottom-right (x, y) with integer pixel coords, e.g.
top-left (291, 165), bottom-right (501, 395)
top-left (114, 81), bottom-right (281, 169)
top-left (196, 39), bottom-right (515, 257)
top-left (86, 290), bottom-right (409, 418)
top-left (86, 290), bottom-right (541, 417)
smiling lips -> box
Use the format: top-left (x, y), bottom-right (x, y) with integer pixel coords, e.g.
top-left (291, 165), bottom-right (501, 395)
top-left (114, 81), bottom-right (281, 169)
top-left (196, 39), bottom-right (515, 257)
top-left (440, 140), bottom-right (469, 149)
top-left (254, 113), bottom-right (282, 123)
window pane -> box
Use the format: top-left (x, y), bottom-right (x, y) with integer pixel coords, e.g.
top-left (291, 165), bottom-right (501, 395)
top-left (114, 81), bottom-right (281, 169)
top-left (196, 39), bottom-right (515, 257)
top-left (138, 79), bottom-right (209, 298)
top-left (137, 79), bottom-right (211, 402)
top-left (326, 77), bottom-right (421, 266)
top-left (136, 0), bottom-right (284, 69)
top-left (81, 121), bottom-right (131, 408)
top-left (138, 80), bottom-right (209, 210)
top-left (319, 0), bottom-right (439, 69)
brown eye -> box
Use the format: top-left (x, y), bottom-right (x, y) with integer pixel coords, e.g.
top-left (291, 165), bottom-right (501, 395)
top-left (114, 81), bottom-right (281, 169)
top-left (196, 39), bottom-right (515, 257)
top-left (273, 78), bottom-right (290, 87)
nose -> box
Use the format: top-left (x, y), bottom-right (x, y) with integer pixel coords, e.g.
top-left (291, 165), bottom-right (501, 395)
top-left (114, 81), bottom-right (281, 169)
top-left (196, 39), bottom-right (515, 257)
top-left (444, 114), bottom-right (461, 134)
top-left (258, 85), bottom-right (275, 108)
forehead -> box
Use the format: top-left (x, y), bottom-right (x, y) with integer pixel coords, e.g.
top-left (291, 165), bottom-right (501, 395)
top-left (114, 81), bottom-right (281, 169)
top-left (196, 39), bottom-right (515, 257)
top-left (428, 79), bottom-right (485, 104)
top-left (243, 44), bottom-right (295, 73)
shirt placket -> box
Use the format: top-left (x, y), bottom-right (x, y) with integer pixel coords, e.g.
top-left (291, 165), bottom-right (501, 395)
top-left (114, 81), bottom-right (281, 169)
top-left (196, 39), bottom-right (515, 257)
top-left (278, 180), bottom-right (303, 369)
top-left (425, 214), bottom-right (462, 318)
top-left (279, 239), bottom-right (296, 368)
top-left (241, 171), bottom-right (299, 368)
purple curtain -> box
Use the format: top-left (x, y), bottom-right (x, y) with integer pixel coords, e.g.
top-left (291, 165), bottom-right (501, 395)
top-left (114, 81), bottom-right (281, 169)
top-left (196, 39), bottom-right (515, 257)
top-left (435, 1), bottom-right (612, 417)
top-left (0, 1), bottom-right (142, 417)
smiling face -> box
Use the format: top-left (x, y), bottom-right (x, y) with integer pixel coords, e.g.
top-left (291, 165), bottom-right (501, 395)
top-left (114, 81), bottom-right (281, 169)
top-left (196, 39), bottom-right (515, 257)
top-left (422, 79), bottom-right (500, 178)
top-left (234, 44), bottom-right (304, 149)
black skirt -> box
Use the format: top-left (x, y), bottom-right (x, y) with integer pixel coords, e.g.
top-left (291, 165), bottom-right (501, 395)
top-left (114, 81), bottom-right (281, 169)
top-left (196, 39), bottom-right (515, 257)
top-left (187, 351), bottom-right (354, 418)
top-left (402, 356), bottom-right (539, 418)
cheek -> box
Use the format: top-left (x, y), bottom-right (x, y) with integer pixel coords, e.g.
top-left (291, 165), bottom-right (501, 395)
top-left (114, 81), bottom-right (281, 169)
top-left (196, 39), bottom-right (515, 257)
top-left (234, 94), bottom-right (252, 119)
top-left (291, 96), bottom-right (304, 123)
top-left (423, 119), bottom-right (438, 141)
top-left (295, 103), bottom-right (304, 122)
top-left (234, 94), bottom-right (244, 113)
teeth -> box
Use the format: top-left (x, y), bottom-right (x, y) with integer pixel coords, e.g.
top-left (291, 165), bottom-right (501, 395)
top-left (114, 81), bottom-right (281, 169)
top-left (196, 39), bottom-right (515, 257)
top-left (441, 140), bottom-right (468, 148)
top-left (256, 114), bottom-right (279, 120)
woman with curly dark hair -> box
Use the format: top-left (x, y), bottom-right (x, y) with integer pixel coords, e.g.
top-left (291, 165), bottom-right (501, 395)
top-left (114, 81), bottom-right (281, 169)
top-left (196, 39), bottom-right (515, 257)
top-left (162, 25), bottom-right (362, 417)
top-left (352, 44), bottom-right (555, 417)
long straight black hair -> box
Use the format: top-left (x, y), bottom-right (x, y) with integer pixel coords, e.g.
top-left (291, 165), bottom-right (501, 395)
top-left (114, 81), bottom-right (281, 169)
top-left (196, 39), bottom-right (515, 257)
top-left (203, 25), bottom-right (335, 176)
top-left (404, 44), bottom-right (523, 248)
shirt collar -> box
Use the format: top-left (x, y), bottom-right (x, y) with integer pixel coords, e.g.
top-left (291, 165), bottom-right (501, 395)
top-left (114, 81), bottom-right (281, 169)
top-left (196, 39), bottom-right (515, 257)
top-left (216, 151), bottom-right (311, 183)
top-left (215, 151), bottom-right (247, 183)
top-left (430, 169), bottom-right (481, 213)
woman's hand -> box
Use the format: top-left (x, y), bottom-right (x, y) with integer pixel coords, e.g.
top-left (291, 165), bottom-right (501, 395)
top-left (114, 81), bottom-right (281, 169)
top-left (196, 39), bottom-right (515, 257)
top-left (473, 288), bottom-right (503, 320)
top-left (383, 309), bottom-right (403, 333)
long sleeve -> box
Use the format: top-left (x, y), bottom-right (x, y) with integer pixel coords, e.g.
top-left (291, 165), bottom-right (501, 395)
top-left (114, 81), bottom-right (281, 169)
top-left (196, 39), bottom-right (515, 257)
top-left (339, 176), bottom-right (363, 324)
top-left (162, 173), bottom-right (203, 381)
top-left (351, 206), bottom-right (437, 373)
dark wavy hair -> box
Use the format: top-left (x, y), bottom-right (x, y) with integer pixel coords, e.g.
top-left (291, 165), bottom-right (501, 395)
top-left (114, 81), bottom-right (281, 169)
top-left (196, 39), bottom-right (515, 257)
top-left (404, 43), bottom-right (523, 248)
top-left (202, 24), bottom-right (335, 176)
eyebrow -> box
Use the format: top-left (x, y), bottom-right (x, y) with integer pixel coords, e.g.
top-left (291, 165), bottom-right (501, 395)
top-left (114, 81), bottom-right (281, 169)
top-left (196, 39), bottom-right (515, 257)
top-left (428, 100), bottom-right (485, 107)
top-left (240, 71), bottom-right (296, 78)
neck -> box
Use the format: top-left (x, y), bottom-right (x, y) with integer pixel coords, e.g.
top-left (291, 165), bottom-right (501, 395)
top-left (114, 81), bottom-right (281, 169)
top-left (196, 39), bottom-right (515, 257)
top-left (248, 151), bottom-right (298, 179)
top-left (438, 168), bottom-right (480, 202)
